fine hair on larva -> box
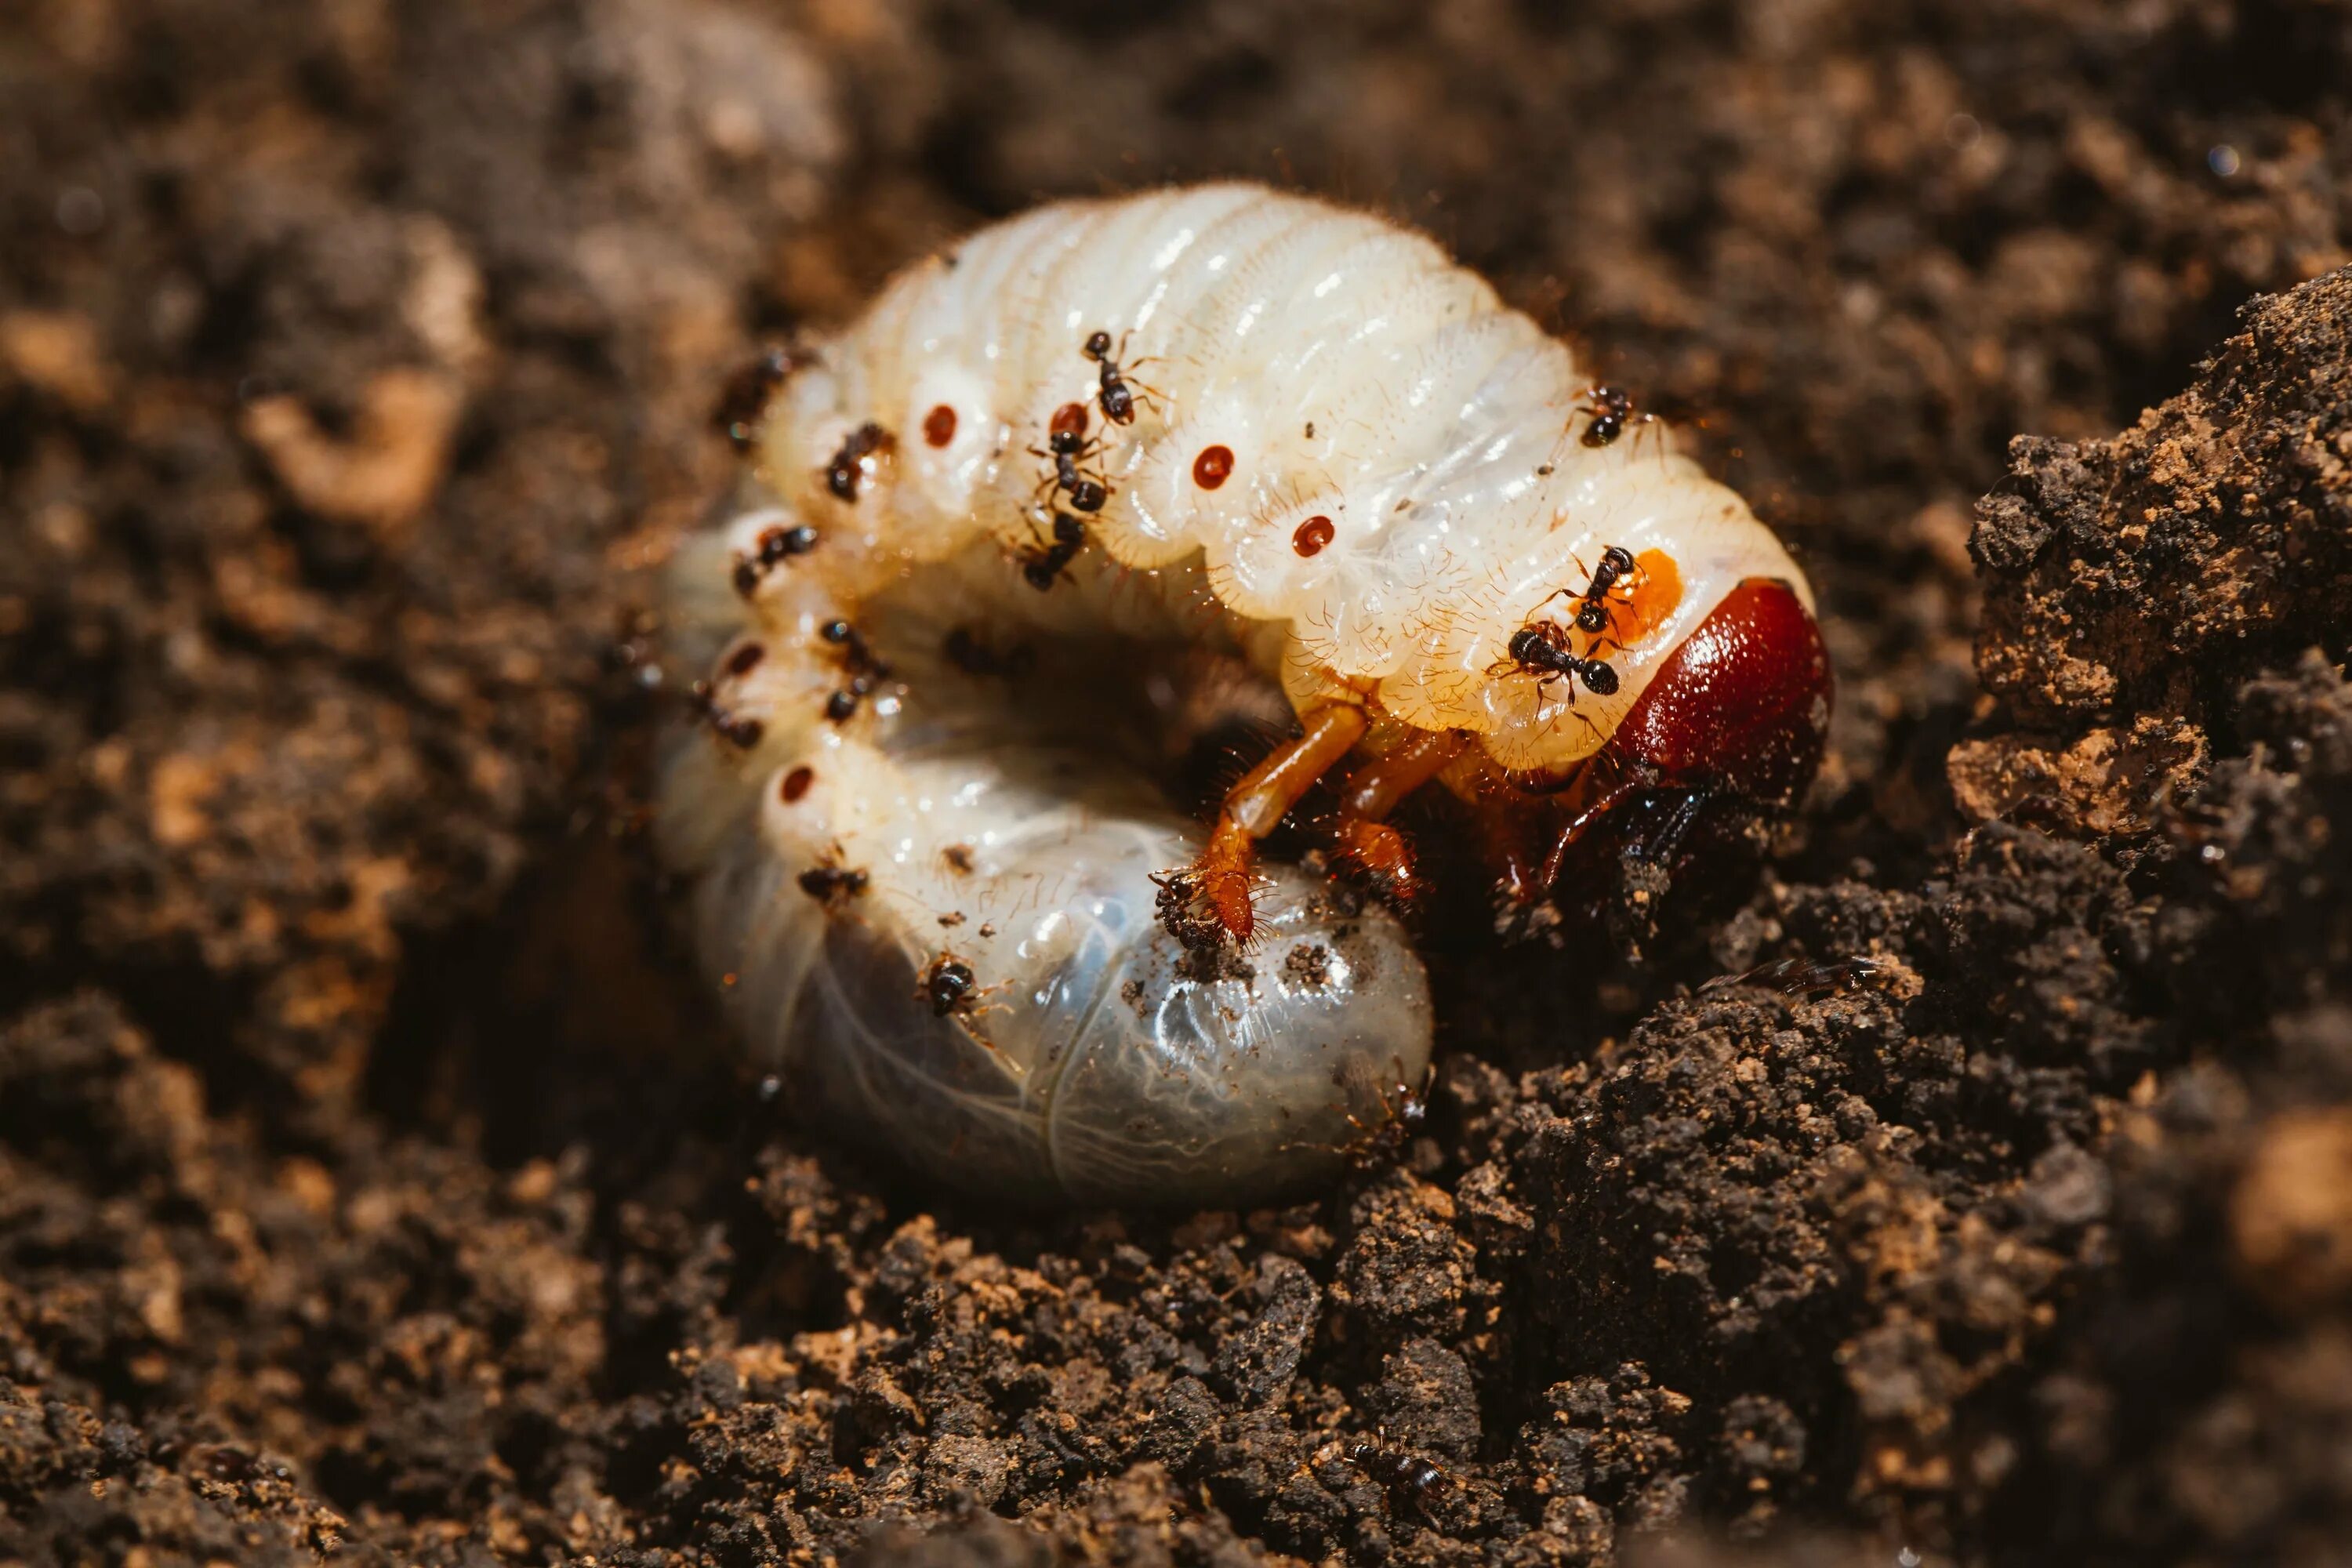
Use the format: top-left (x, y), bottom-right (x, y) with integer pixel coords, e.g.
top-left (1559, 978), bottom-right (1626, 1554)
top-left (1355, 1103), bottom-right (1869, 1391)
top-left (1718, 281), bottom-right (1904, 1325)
top-left (659, 183), bottom-right (1826, 1204)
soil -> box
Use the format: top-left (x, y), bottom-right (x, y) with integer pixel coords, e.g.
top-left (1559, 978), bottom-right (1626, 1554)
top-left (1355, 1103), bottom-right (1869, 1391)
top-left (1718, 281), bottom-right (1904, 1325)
top-left (5, 2), bottom-right (2352, 1564)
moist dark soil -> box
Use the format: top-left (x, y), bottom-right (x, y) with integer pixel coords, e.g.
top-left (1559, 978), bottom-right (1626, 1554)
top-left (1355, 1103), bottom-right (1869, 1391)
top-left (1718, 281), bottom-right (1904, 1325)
top-left (5, 2), bottom-right (2352, 1563)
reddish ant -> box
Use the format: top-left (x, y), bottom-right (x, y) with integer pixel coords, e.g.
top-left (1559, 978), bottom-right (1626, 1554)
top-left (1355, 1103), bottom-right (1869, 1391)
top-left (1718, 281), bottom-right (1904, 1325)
top-left (1502, 543), bottom-right (1642, 698)
top-left (715, 346), bottom-right (804, 451)
top-left (686, 679), bottom-right (764, 749)
top-left (923, 956), bottom-right (979, 1016)
top-left (1082, 330), bottom-right (1158, 426)
top-left (826, 421), bottom-right (895, 501)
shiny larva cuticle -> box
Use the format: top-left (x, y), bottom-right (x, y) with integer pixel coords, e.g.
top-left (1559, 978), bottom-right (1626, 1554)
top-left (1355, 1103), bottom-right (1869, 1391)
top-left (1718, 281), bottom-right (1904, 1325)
top-left (658, 183), bottom-right (1823, 1204)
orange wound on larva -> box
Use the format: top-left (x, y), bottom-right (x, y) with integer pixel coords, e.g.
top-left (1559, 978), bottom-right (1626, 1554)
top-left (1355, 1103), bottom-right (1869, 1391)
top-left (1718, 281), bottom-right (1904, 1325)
top-left (779, 765), bottom-right (814, 803)
top-left (1617, 549), bottom-right (1684, 645)
top-left (1051, 402), bottom-right (1089, 437)
top-left (923, 405), bottom-right (957, 447)
top-left (1193, 445), bottom-right (1234, 489)
top-left (1293, 515), bottom-right (1334, 557)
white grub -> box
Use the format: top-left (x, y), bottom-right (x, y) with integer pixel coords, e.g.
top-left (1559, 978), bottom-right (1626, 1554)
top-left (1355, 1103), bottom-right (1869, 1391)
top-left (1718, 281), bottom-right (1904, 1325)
top-left (659, 184), bottom-right (1809, 1204)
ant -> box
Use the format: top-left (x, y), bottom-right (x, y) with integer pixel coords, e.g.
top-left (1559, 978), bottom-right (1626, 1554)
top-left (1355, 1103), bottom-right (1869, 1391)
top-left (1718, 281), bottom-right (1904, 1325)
top-left (714, 345), bottom-right (804, 452)
top-left (685, 679), bottom-right (764, 749)
top-left (1019, 511), bottom-right (1087, 591)
top-left (1504, 622), bottom-right (1620, 699)
top-left (1029, 403), bottom-right (1110, 514)
top-left (825, 421), bottom-right (895, 502)
top-left (1082, 329), bottom-right (1157, 426)
top-left (1335, 1058), bottom-right (1432, 1171)
top-left (1577, 385), bottom-right (1653, 448)
top-left (1347, 1439), bottom-right (1450, 1516)
top-left (818, 618), bottom-right (889, 721)
top-left (1568, 544), bottom-right (1637, 634)
top-left (923, 956), bottom-right (978, 1016)
top-left (797, 862), bottom-right (869, 903)
top-left (731, 520), bottom-right (819, 597)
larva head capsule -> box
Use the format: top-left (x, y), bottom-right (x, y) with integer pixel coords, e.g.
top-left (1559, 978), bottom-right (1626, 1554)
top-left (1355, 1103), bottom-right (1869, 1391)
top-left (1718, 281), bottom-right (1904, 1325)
top-left (1608, 578), bottom-right (1832, 809)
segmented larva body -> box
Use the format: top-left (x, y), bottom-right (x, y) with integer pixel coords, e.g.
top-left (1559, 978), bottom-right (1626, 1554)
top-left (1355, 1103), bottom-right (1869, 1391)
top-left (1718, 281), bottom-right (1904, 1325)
top-left (662, 183), bottom-right (1830, 1204)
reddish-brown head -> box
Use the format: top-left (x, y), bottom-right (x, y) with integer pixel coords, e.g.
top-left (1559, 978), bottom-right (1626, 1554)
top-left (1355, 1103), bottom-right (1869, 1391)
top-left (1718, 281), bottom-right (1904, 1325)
top-left (1609, 577), bottom-right (1832, 804)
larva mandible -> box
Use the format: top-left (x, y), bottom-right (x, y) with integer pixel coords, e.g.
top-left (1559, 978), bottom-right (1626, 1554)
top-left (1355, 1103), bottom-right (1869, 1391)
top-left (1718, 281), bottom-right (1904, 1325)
top-left (659, 183), bottom-right (1830, 1204)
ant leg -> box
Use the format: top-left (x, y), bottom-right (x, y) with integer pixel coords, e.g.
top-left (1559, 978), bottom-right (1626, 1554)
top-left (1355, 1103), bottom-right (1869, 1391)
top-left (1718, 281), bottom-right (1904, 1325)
top-left (1330, 729), bottom-right (1465, 896)
top-left (1172, 704), bottom-right (1369, 945)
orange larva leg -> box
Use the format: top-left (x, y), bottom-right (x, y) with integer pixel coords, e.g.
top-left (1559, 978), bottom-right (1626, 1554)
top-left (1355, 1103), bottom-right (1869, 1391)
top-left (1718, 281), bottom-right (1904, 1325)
top-left (1181, 705), bottom-right (1369, 945)
top-left (1330, 729), bottom-right (1465, 895)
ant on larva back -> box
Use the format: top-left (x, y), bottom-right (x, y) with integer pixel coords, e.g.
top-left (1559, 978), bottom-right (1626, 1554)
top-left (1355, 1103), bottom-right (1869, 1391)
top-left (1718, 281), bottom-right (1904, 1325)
top-left (1572, 544), bottom-right (1638, 633)
top-left (1504, 622), bottom-right (1621, 699)
top-left (1030, 402), bottom-right (1111, 514)
top-left (1019, 510), bottom-right (1088, 591)
top-left (1577, 384), bottom-right (1654, 448)
top-left (923, 955), bottom-right (979, 1016)
top-left (1082, 329), bottom-right (1157, 426)
top-left (826, 420), bottom-right (894, 501)
top-left (818, 618), bottom-right (887, 722)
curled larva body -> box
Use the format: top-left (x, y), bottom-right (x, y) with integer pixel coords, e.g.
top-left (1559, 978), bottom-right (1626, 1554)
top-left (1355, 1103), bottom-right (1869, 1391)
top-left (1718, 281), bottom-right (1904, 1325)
top-left (661, 183), bottom-right (1828, 1204)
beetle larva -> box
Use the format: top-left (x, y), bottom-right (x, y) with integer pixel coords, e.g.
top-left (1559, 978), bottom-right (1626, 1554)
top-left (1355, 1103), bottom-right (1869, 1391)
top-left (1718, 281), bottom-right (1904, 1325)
top-left (659, 183), bottom-right (1828, 1204)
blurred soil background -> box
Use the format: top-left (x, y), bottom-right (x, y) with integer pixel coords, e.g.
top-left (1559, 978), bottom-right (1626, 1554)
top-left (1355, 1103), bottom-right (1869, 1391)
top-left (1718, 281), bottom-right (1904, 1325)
top-left (5, 1), bottom-right (2352, 1563)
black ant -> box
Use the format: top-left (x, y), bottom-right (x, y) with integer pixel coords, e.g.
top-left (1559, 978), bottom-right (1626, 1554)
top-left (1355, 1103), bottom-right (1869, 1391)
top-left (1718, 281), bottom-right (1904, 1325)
top-left (1020, 511), bottom-right (1087, 591)
top-left (1029, 402), bottom-right (1110, 514)
top-left (1082, 329), bottom-right (1156, 426)
top-left (731, 521), bottom-right (819, 596)
top-left (1570, 544), bottom-right (1637, 634)
top-left (826, 421), bottom-right (894, 502)
top-left (1347, 1439), bottom-right (1450, 1516)
top-left (923, 956), bottom-right (978, 1016)
top-left (819, 618), bottom-right (889, 721)
top-left (797, 862), bottom-right (869, 902)
top-left (1578, 385), bottom-right (1652, 448)
top-left (685, 679), bottom-right (764, 749)
top-left (1504, 622), bottom-right (1620, 699)
top-left (715, 345), bottom-right (804, 451)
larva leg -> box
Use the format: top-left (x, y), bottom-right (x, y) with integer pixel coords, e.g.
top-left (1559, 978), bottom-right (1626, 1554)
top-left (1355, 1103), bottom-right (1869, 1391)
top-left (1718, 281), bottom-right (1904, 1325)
top-left (1330, 728), bottom-right (1466, 895)
top-left (1168, 704), bottom-right (1369, 946)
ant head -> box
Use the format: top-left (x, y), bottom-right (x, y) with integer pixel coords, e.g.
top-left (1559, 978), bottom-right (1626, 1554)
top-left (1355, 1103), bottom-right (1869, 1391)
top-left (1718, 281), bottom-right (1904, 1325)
top-left (1083, 330), bottom-right (1112, 358)
top-left (1507, 626), bottom-right (1553, 667)
top-left (1049, 430), bottom-right (1083, 455)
